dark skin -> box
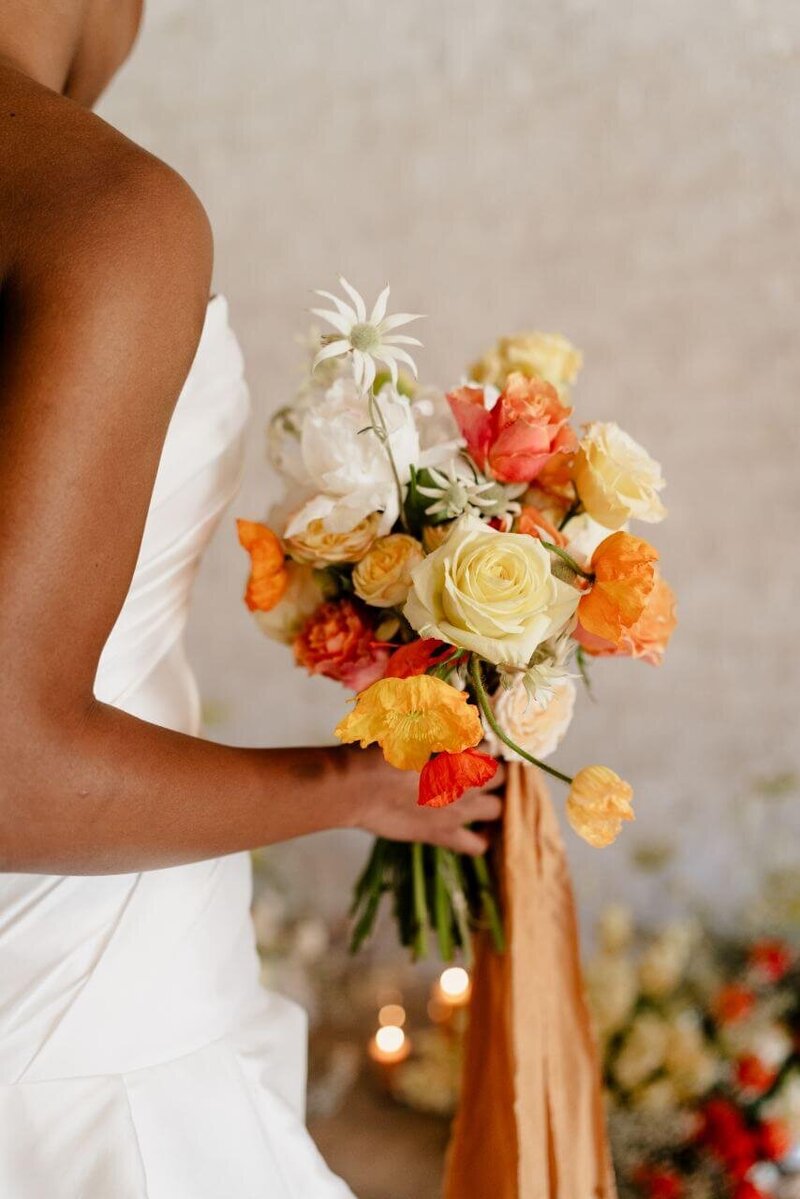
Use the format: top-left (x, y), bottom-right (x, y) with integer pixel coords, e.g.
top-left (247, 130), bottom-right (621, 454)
top-left (0, 2), bottom-right (502, 875)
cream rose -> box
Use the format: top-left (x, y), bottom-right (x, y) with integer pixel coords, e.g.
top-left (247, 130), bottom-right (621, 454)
top-left (285, 513), bottom-right (380, 567)
top-left (254, 563), bottom-right (323, 644)
top-left (574, 421), bottom-right (667, 530)
top-left (404, 514), bottom-right (580, 668)
top-left (352, 534), bottom-right (424, 609)
top-left (484, 677), bottom-right (576, 762)
top-left (471, 332), bottom-right (583, 392)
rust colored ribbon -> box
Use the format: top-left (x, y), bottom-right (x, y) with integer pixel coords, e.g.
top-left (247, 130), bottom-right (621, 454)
top-left (444, 763), bottom-right (616, 1199)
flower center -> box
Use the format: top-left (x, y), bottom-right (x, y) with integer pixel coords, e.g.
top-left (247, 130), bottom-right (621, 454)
top-left (350, 322), bottom-right (381, 353)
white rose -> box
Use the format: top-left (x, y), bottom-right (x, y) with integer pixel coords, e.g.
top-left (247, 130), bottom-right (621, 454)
top-left (405, 514), bottom-right (580, 668)
top-left (484, 677), bottom-right (576, 762)
top-left (574, 421), bottom-right (667, 530)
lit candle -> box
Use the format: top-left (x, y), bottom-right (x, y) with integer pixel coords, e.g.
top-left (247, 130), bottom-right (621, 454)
top-left (436, 966), bottom-right (471, 1008)
top-left (368, 1023), bottom-right (412, 1070)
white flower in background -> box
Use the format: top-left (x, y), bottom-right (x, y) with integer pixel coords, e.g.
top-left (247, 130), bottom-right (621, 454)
top-left (284, 377), bottom-right (421, 537)
top-left (613, 1012), bottom-right (670, 1092)
top-left (763, 1070), bottom-right (800, 1142)
top-left (586, 951), bottom-right (638, 1041)
top-left (633, 1077), bottom-right (680, 1113)
top-left (312, 277), bottom-right (422, 393)
top-left (598, 904), bottom-right (634, 955)
top-left (484, 677), bottom-right (576, 763)
top-left (665, 1012), bottom-right (719, 1099)
top-left (639, 932), bottom-right (692, 999)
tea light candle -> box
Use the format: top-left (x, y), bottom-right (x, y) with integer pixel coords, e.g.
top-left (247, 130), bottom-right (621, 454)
top-left (436, 966), bottom-right (471, 1008)
top-left (368, 1023), bottom-right (411, 1067)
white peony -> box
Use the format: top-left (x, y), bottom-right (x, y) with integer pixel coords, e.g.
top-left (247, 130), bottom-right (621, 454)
top-left (284, 378), bottom-right (422, 537)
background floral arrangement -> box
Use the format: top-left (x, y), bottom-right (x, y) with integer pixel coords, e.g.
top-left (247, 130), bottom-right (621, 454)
top-left (588, 906), bottom-right (800, 1199)
top-left (238, 279), bottom-right (676, 958)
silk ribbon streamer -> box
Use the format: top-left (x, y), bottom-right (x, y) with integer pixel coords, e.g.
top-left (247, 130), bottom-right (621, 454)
top-left (444, 762), bottom-right (616, 1199)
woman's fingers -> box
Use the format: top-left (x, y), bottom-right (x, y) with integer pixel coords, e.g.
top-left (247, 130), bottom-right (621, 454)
top-left (449, 826), bottom-right (489, 856)
top-left (454, 789), bottom-right (503, 823)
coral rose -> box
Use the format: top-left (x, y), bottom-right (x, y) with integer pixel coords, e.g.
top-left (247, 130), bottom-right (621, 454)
top-left (352, 534), bottom-right (424, 609)
top-left (446, 372), bottom-right (576, 485)
top-left (293, 598), bottom-right (389, 691)
top-left (285, 513), bottom-right (380, 567)
top-left (574, 421), bottom-right (667, 530)
top-left (418, 748), bottom-right (498, 808)
top-left (335, 675), bottom-right (484, 771)
top-left (470, 331), bottom-right (583, 393)
top-left (566, 765), bottom-right (634, 848)
top-left (237, 519), bottom-right (289, 613)
top-left (578, 531), bottom-right (659, 647)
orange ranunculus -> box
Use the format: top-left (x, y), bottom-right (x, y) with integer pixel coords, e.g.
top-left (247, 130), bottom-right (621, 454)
top-left (294, 598), bottom-right (390, 691)
top-left (335, 675), bottom-right (483, 771)
top-left (516, 505), bottom-right (567, 547)
top-left (577, 531), bottom-right (658, 647)
top-left (446, 372), bottom-right (576, 485)
top-left (418, 748), bottom-right (498, 808)
top-left (237, 519), bottom-right (289, 613)
top-left (577, 573), bottom-right (677, 665)
top-left (384, 639), bottom-right (455, 679)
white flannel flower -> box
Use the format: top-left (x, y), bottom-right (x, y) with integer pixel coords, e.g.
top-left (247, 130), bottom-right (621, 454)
top-left (312, 277), bottom-right (422, 393)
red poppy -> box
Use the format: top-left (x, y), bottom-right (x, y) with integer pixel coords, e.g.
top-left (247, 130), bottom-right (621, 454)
top-left (385, 639), bottom-right (455, 679)
top-left (418, 748), bottom-right (498, 809)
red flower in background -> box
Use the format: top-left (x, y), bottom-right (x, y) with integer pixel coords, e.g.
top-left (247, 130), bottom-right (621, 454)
top-left (748, 939), bottom-right (792, 983)
top-left (735, 1055), bottom-right (777, 1097)
top-left (418, 748), bottom-right (498, 809)
top-left (385, 639), bottom-right (455, 679)
top-left (293, 599), bottom-right (390, 691)
top-left (759, 1118), bottom-right (792, 1161)
top-left (447, 373), bottom-right (576, 484)
top-left (732, 1183), bottom-right (769, 1199)
top-left (632, 1164), bottom-right (683, 1199)
top-left (713, 983), bottom-right (756, 1026)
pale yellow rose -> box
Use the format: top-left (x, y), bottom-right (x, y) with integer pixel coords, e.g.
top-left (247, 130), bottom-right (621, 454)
top-left (574, 422), bottom-right (667, 530)
top-left (404, 514), bottom-right (580, 668)
top-left (285, 513), bottom-right (380, 567)
top-left (254, 562), bottom-right (323, 644)
top-left (352, 534), bottom-right (424, 609)
top-left (566, 765), bottom-right (634, 848)
top-left (471, 332), bottom-right (583, 392)
top-left (484, 677), bottom-right (576, 762)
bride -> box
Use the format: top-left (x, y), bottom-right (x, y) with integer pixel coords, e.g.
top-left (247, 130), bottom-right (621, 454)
top-left (0, 4), bottom-right (503, 1196)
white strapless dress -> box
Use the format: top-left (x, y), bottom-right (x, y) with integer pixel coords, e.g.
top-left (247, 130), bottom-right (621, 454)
top-left (0, 297), bottom-right (354, 1199)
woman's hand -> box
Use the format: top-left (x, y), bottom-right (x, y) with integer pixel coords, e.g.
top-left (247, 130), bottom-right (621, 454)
top-left (339, 745), bottom-right (504, 856)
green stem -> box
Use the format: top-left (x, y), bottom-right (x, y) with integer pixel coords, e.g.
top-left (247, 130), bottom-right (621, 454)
top-left (558, 498), bottom-right (584, 531)
top-left (434, 847), bottom-right (455, 962)
top-left (539, 539), bottom-right (594, 581)
top-left (411, 841), bottom-right (429, 959)
top-left (468, 655), bottom-right (574, 786)
top-left (368, 391), bottom-right (409, 532)
top-left (446, 853), bottom-right (475, 968)
top-left (471, 852), bottom-right (506, 953)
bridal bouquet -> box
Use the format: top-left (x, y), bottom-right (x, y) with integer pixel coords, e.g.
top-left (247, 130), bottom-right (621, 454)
top-left (238, 279), bottom-right (676, 959)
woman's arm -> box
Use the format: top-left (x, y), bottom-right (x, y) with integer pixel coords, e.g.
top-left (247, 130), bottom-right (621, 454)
top-left (0, 70), bottom-right (500, 875)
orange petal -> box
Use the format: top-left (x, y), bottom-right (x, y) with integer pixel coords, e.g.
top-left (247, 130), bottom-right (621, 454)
top-left (385, 639), bottom-right (454, 679)
top-left (236, 519), bottom-right (288, 613)
top-left (418, 748), bottom-right (498, 808)
top-left (578, 531), bottom-right (658, 645)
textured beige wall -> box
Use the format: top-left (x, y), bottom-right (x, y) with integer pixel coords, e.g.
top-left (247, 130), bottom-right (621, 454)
top-left (100, 0), bottom-right (800, 928)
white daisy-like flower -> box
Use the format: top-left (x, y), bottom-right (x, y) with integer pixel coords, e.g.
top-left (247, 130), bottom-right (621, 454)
top-left (311, 277), bottom-right (422, 393)
top-left (416, 460), bottom-right (526, 522)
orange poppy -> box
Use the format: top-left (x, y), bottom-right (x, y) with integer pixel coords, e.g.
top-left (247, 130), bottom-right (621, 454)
top-left (418, 748), bottom-right (498, 808)
top-left (578, 531), bottom-right (658, 646)
top-left (237, 519), bottom-right (289, 613)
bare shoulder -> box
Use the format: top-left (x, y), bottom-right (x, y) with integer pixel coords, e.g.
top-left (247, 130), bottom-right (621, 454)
top-left (0, 64), bottom-right (212, 392)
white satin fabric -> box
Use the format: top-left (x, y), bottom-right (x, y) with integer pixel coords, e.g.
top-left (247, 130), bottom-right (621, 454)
top-left (0, 297), bottom-right (354, 1198)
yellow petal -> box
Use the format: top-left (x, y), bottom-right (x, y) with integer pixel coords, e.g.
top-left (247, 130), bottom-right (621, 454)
top-left (566, 765), bottom-right (634, 848)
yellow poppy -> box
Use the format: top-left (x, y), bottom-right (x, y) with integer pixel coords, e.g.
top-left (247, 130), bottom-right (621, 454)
top-left (566, 765), bottom-right (634, 848)
top-left (335, 675), bottom-right (483, 772)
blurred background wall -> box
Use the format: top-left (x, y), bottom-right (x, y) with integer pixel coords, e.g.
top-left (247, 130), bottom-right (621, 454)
top-left (100, 0), bottom-right (800, 935)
